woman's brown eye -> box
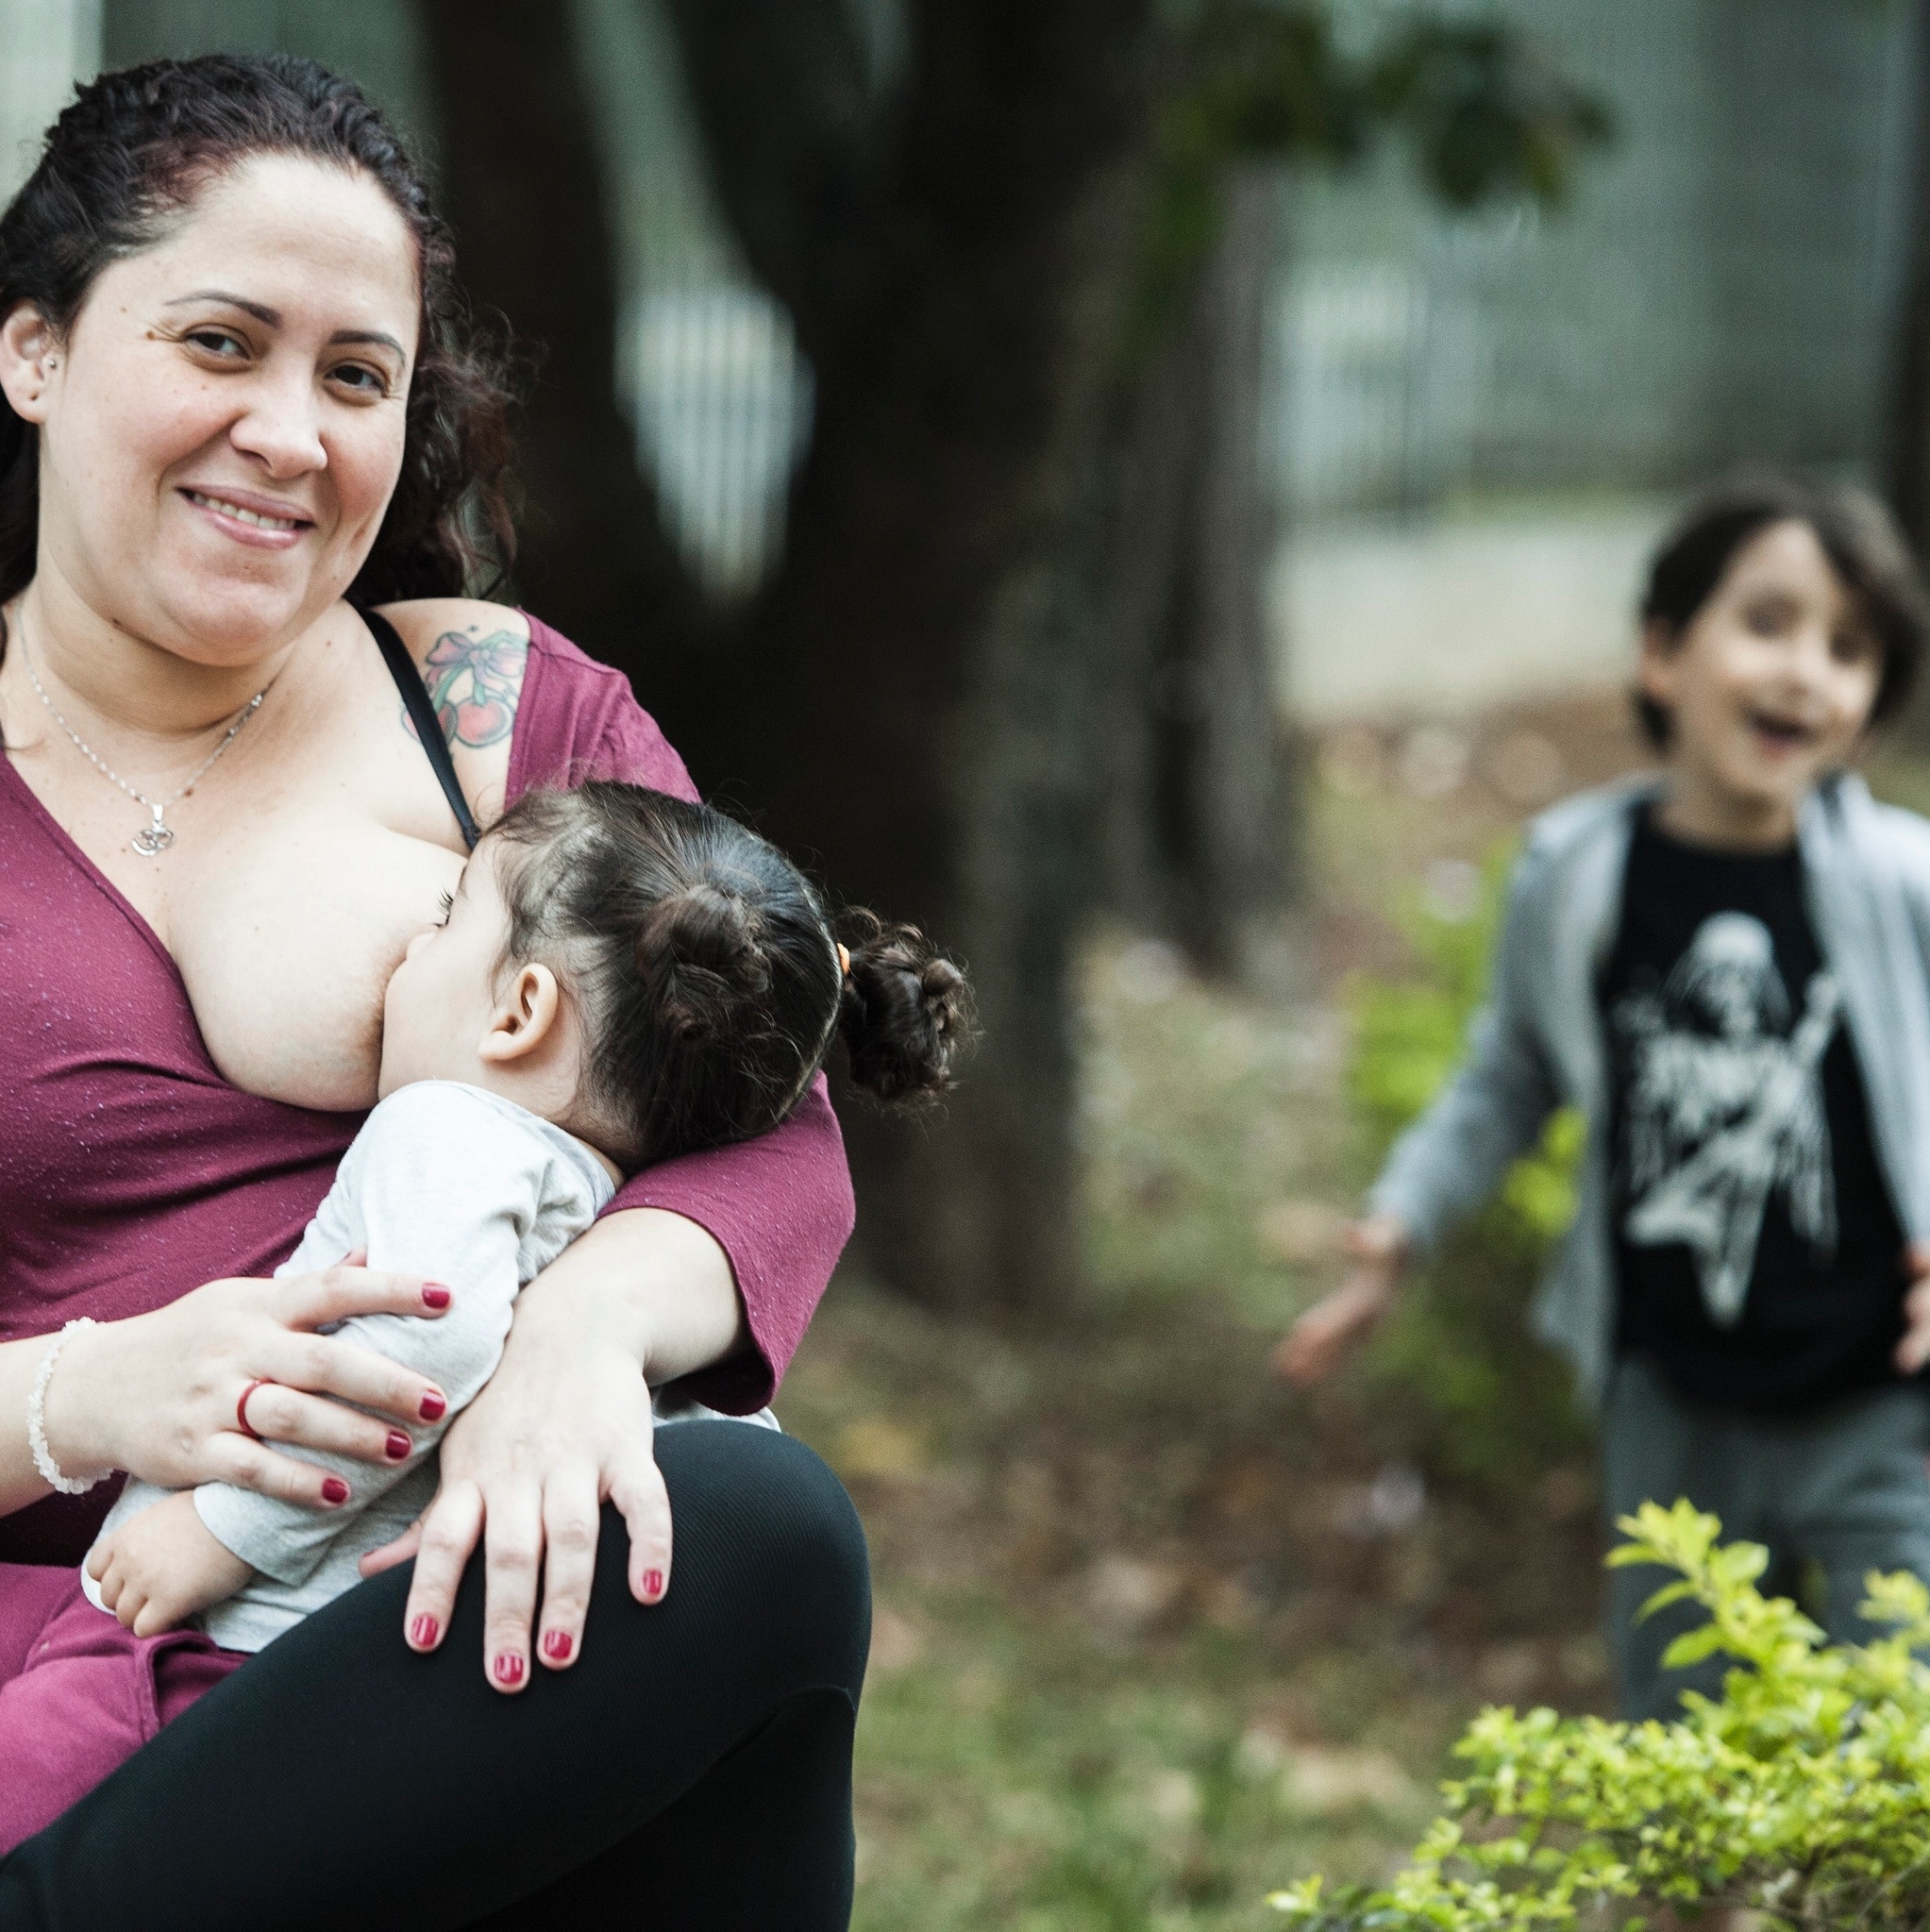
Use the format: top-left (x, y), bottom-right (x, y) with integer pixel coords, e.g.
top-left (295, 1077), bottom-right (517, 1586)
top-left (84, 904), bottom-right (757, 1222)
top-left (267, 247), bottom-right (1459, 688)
top-left (331, 363), bottom-right (388, 397)
top-left (186, 329), bottom-right (245, 358)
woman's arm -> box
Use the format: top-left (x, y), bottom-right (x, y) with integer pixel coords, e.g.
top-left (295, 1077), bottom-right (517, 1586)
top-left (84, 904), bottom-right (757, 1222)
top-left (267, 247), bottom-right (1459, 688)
top-left (0, 1331), bottom-right (71, 1516)
top-left (371, 1208), bottom-right (742, 1689)
top-left (2, 1268), bottom-right (457, 1520)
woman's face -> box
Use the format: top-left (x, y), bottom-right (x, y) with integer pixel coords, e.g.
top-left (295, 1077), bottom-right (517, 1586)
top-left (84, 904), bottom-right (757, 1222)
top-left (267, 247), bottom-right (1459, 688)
top-left (0, 152), bottom-right (419, 665)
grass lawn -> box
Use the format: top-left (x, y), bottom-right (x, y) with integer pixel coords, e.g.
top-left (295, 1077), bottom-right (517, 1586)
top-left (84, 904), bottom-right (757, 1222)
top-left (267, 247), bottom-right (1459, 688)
top-left (776, 694), bottom-right (1684, 1929)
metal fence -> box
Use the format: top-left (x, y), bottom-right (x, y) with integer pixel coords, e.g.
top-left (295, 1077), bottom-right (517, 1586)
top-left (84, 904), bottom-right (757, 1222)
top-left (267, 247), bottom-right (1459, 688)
top-left (1277, 0), bottom-right (1919, 517)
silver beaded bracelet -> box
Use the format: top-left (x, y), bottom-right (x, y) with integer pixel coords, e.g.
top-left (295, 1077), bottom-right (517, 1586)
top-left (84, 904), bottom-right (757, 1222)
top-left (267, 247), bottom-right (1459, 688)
top-left (28, 1318), bottom-right (105, 1496)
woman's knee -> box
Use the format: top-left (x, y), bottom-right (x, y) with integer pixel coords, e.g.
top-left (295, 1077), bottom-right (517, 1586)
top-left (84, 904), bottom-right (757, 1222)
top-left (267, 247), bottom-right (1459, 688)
top-left (650, 1422), bottom-right (871, 1693)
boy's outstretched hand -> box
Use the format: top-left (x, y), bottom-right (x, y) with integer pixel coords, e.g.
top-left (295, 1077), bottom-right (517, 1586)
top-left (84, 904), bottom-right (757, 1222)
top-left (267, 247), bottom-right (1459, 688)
top-left (87, 1491), bottom-right (254, 1638)
top-left (1897, 1241), bottom-right (1930, 1376)
top-left (1270, 1216), bottom-right (1409, 1386)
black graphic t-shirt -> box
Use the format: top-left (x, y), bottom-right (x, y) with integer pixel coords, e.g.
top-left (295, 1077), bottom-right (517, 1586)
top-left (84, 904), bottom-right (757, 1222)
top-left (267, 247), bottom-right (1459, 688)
top-left (1601, 810), bottom-right (1907, 1412)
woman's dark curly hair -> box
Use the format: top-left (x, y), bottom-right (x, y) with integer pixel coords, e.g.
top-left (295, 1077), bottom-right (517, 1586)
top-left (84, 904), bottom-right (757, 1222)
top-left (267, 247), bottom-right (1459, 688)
top-left (490, 784), bottom-right (974, 1171)
top-left (0, 52), bottom-right (516, 618)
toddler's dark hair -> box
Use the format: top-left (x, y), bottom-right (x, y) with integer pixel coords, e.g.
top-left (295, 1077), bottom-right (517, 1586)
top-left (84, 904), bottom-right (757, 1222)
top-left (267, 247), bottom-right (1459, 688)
top-left (1636, 470), bottom-right (1928, 750)
top-left (489, 783), bottom-right (971, 1169)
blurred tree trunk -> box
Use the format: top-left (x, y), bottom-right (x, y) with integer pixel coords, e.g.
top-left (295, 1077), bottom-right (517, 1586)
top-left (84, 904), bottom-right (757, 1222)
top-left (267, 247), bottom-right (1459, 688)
top-left (661, 0), bottom-right (1154, 1312)
top-left (1186, 169), bottom-right (1295, 966)
top-left (420, 0), bottom-right (1151, 1314)
top-left (1101, 166), bottom-right (1293, 975)
top-left (416, 0), bottom-right (705, 650)
top-left (416, 2), bottom-right (1602, 1316)
top-left (1888, 0), bottom-right (1930, 748)
top-left (1891, 0), bottom-right (1930, 554)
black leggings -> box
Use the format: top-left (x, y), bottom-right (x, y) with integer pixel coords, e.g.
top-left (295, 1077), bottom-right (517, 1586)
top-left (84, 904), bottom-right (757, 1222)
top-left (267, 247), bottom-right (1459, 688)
top-left (0, 1423), bottom-right (870, 1930)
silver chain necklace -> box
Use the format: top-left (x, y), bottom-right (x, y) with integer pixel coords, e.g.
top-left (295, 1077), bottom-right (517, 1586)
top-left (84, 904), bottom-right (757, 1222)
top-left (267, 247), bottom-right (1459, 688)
top-left (17, 615), bottom-right (274, 856)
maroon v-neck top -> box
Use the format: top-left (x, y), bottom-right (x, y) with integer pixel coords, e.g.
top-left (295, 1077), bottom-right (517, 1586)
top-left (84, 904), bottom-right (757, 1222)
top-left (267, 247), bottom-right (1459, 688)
top-left (0, 613), bottom-right (854, 1564)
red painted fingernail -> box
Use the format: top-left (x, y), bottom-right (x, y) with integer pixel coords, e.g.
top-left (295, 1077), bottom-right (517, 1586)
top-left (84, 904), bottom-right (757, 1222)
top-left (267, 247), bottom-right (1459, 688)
top-left (494, 1654), bottom-right (525, 1686)
top-left (322, 1477), bottom-right (350, 1505)
top-left (411, 1615), bottom-right (439, 1649)
top-left (422, 1285), bottom-right (452, 1309)
top-left (418, 1391), bottom-right (446, 1421)
top-left (643, 1568), bottom-right (664, 1602)
top-left (542, 1629), bottom-right (573, 1661)
top-left (385, 1431), bottom-right (411, 1461)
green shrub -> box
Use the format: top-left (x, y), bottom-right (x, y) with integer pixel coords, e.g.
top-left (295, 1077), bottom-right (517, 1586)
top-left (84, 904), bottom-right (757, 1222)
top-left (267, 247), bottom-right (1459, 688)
top-left (1268, 1500), bottom-right (1930, 1931)
top-left (1347, 848), bottom-right (1587, 1490)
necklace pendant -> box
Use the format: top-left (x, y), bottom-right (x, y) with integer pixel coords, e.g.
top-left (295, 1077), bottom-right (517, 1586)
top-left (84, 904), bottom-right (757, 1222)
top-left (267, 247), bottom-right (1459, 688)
top-left (131, 808), bottom-right (175, 857)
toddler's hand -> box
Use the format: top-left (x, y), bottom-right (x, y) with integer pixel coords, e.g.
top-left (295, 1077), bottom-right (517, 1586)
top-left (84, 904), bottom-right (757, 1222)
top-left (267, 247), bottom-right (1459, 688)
top-left (87, 1492), bottom-right (254, 1638)
top-left (1270, 1215), bottom-right (1409, 1386)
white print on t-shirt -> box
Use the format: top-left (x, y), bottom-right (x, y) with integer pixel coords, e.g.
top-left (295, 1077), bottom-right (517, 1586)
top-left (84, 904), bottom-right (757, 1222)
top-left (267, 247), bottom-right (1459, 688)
top-left (1613, 911), bottom-right (1840, 1328)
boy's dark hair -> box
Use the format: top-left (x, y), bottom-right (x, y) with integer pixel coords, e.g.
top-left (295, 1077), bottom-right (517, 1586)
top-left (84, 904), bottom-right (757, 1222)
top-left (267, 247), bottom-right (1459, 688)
top-left (1636, 471), bottom-right (1929, 750)
top-left (489, 783), bottom-right (972, 1169)
top-left (0, 54), bottom-right (516, 615)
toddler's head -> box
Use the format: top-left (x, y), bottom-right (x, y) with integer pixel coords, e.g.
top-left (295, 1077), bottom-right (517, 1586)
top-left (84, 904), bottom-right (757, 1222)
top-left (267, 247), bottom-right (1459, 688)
top-left (379, 782), bottom-right (971, 1166)
top-left (1634, 473), bottom-right (1928, 822)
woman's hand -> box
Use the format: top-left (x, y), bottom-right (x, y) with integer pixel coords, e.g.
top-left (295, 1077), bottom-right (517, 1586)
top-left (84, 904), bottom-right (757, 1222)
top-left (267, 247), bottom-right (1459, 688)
top-left (39, 1265), bottom-right (452, 1511)
top-left (1270, 1215), bottom-right (1409, 1386)
top-left (358, 1207), bottom-right (743, 1692)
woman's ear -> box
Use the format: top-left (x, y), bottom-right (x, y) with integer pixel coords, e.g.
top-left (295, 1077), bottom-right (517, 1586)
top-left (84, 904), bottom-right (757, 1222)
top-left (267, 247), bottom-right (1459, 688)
top-left (478, 962), bottom-right (563, 1065)
top-left (0, 301), bottom-right (60, 424)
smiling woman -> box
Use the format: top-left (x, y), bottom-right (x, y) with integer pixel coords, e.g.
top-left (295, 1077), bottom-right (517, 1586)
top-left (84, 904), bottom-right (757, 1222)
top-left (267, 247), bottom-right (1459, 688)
top-left (0, 53), bottom-right (866, 1931)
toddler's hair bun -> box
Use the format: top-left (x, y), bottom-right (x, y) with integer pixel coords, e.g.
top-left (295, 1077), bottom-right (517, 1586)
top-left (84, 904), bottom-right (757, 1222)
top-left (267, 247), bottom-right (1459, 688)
top-left (836, 914), bottom-right (973, 1103)
top-left (640, 881), bottom-right (771, 1048)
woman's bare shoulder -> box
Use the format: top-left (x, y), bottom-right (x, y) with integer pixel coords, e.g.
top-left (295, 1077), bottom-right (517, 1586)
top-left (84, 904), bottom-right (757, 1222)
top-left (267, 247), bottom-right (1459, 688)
top-left (373, 597), bottom-right (530, 670)
top-left (370, 598), bottom-right (532, 794)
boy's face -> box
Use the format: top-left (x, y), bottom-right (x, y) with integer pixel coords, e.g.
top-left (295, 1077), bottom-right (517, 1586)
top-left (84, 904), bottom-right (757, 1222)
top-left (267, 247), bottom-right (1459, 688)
top-left (1637, 518), bottom-right (1881, 836)
top-left (377, 841), bottom-right (514, 1098)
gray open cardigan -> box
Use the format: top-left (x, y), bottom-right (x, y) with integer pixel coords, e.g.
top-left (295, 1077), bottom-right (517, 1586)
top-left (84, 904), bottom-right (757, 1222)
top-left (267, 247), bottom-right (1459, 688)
top-left (1368, 771), bottom-right (1930, 1405)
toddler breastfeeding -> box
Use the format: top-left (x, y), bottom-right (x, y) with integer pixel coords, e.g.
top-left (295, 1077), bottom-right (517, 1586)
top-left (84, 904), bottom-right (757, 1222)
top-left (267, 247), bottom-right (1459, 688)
top-left (0, 781), bottom-right (967, 1850)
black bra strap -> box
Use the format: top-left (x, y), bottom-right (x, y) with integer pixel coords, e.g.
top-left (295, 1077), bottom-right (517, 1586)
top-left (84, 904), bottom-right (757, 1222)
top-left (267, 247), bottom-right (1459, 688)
top-left (360, 606), bottom-right (481, 851)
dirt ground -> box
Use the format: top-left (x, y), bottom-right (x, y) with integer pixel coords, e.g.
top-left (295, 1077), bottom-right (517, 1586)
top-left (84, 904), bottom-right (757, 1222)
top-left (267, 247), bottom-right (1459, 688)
top-left (774, 690), bottom-right (1702, 1929)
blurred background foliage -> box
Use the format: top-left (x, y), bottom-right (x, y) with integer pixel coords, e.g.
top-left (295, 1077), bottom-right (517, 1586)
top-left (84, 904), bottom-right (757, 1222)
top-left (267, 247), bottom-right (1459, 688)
top-left (1133, 5), bottom-right (1611, 355)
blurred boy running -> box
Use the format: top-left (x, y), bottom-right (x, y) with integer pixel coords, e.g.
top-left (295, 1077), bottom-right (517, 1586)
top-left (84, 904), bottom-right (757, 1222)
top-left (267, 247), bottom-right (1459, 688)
top-left (1276, 475), bottom-right (1930, 1719)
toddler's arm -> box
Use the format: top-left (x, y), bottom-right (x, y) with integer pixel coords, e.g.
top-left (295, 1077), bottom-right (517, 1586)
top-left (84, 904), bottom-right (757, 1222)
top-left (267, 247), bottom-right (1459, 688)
top-left (193, 1088), bottom-right (581, 1589)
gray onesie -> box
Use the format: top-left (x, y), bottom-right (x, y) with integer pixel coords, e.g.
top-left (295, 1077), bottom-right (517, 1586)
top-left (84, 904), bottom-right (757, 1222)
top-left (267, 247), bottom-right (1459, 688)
top-left (84, 1080), bottom-right (766, 1654)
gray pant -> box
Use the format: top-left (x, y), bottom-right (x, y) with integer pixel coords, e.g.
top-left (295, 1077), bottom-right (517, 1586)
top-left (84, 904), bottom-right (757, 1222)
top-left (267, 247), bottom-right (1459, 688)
top-left (1602, 1356), bottom-right (1930, 1721)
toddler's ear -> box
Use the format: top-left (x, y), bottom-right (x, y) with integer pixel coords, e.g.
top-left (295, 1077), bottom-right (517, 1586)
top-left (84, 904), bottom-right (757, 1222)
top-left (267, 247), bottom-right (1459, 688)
top-left (479, 963), bottom-right (563, 1064)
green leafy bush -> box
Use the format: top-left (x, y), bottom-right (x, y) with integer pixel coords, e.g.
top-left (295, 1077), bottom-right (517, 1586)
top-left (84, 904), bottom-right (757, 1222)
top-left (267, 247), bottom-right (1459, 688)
top-left (1269, 1499), bottom-right (1930, 1930)
top-left (1346, 848), bottom-right (1587, 1489)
